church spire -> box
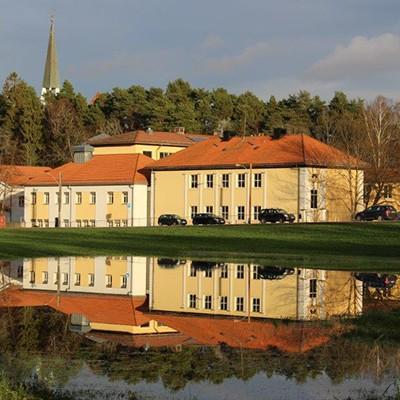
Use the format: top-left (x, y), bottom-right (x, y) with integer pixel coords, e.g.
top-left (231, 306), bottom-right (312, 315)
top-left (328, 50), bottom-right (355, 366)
top-left (41, 16), bottom-right (60, 98)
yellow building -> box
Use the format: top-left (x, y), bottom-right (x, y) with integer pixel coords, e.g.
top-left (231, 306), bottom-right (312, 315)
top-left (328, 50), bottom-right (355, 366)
top-left (147, 134), bottom-right (364, 223)
top-left (88, 129), bottom-right (210, 160)
top-left (23, 153), bottom-right (152, 228)
top-left (364, 169), bottom-right (400, 209)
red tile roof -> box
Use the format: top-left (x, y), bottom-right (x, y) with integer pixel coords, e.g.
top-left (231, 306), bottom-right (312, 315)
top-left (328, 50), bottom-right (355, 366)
top-left (0, 165), bottom-right (52, 186)
top-left (88, 130), bottom-right (210, 148)
top-left (147, 134), bottom-right (363, 170)
top-left (25, 154), bottom-right (153, 186)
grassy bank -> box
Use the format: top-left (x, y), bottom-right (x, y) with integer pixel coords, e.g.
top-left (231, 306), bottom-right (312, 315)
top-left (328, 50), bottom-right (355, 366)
top-left (0, 222), bottom-right (399, 270)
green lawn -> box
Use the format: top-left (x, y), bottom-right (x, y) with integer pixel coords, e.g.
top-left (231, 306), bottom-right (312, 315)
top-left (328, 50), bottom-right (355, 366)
top-left (0, 222), bottom-right (399, 270)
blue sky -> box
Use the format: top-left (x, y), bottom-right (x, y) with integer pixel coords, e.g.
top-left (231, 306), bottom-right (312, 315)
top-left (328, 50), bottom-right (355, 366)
top-left (2, 0), bottom-right (400, 100)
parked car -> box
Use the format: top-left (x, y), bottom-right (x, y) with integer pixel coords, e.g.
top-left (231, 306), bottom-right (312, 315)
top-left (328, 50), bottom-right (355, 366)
top-left (355, 205), bottom-right (397, 221)
top-left (157, 258), bottom-right (186, 267)
top-left (158, 214), bottom-right (187, 226)
top-left (354, 273), bottom-right (397, 289)
top-left (259, 208), bottom-right (295, 224)
top-left (192, 213), bottom-right (225, 225)
top-left (258, 266), bottom-right (295, 280)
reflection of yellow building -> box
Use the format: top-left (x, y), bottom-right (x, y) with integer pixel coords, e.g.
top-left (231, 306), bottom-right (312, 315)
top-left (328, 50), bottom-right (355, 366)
top-left (148, 134), bottom-right (364, 224)
top-left (150, 260), bottom-right (363, 321)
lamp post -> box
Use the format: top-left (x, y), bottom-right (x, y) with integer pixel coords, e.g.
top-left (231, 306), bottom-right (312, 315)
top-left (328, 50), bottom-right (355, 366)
top-left (45, 171), bottom-right (62, 227)
top-left (235, 163), bottom-right (253, 224)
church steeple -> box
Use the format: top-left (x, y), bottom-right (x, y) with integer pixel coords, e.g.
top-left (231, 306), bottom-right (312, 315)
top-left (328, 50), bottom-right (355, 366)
top-left (41, 16), bottom-right (60, 98)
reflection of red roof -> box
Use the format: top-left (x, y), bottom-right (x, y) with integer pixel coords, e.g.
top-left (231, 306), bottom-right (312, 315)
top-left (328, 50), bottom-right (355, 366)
top-left (88, 131), bottom-right (210, 148)
top-left (148, 134), bottom-right (362, 171)
top-left (25, 154), bottom-right (153, 186)
top-left (0, 165), bottom-right (52, 186)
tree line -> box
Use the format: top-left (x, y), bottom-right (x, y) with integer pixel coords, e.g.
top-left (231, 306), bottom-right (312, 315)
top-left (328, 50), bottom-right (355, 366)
top-left (0, 72), bottom-right (399, 205)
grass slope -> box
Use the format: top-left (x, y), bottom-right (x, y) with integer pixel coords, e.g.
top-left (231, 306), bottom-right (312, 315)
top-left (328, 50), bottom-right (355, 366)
top-left (0, 223), bottom-right (399, 270)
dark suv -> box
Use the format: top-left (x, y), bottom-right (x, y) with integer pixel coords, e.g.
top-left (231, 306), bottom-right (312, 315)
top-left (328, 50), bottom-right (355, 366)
top-left (355, 273), bottom-right (397, 289)
top-left (192, 213), bottom-right (225, 225)
top-left (158, 214), bottom-right (187, 226)
top-left (355, 205), bottom-right (397, 221)
top-left (259, 208), bottom-right (295, 224)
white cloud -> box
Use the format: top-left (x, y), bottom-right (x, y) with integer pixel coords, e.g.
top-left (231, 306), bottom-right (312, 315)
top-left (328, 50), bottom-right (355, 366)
top-left (201, 34), bottom-right (224, 49)
top-left (306, 33), bottom-right (400, 82)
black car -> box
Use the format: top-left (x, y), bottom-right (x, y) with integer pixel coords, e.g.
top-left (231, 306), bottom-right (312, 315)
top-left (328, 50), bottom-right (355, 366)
top-left (355, 273), bottom-right (397, 289)
top-left (192, 213), bottom-right (225, 225)
top-left (259, 208), bottom-right (295, 224)
top-left (258, 266), bottom-right (295, 280)
top-left (158, 214), bottom-right (187, 226)
top-left (355, 205), bottom-right (397, 221)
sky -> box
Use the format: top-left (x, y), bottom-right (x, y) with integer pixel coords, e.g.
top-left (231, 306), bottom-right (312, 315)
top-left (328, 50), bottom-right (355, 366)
top-left (2, 0), bottom-right (400, 101)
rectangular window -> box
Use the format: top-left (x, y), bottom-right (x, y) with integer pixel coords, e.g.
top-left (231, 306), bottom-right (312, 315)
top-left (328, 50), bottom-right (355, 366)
top-left (310, 189), bottom-right (318, 209)
top-left (160, 152), bottom-right (171, 159)
top-left (120, 275), bottom-right (127, 288)
top-left (204, 295), bottom-right (212, 310)
top-left (55, 192), bottom-right (60, 205)
top-left (53, 272), bottom-right (59, 285)
top-left (63, 219), bottom-right (70, 228)
top-left (221, 206), bottom-right (229, 220)
top-left (88, 273), bottom-right (95, 287)
top-left (206, 205), bottom-right (213, 214)
top-left (383, 184), bottom-right (393, 199)
top-left (83, 220), bottom-right (89, 228)
top-left (309, 279), bottom-right (317, 298)
top-left (18, 195), bottom-right (24, 207)
top-left (220, 296), bottom-right (228, 311)
top-left (236, 297), bottom-right (244, 312)
top-left (206, 174), bottom-right (214, 188)
top-left (29, 271), bottom-right (35, 284)
top-left (189, 265), bottom-right (197, 277)
top-left (107, 220), bottom-right (113, 227)
top-left (188, 294), bottom-right (196, 308)
top-left (90, 192), bottom-right (96, 204)
top-left (74, 273), bottom-right (81, 286)
top-left (37, 219), bottom-right (43, 228)
top-left (236, 264), bottom-right (244, 279)
top-left (191, 206), bottom-right (198, 219)
top-left (253, 206), bottom-right (261, 221)
top-left (63, 192), bottom-right (69, 205)
top-left (42, 271), bottom-right (48, 284)
top-left (62, 273), bottom-right (68, 285)
top-left (43, 192), bottom-right (49, 205)
top-left (143, 151), bottom-right (153, 158)
top-left (44, 219), bottom-right (49, 228)
top-left (76, 192), bottom-right (82, 205)
top-left (76, 220), bottom-right (82, 228)
top-left (222, 174), bottom-right (230, 188)
top-left (114, 220), bottom-right (121, 228)
top-left (122, 191), bottom-right (128, 204)
top-left (122, 219), bottom-right (128, 227)
top-left (204, 269), bottom-right (212, 278)
top-left (252, 265), bottom-right (260, 280)
top-left (191, 174), bottom-right (198, 189)
top-left (237, 173), bottom-right (246, 188)
top-left (220, 264), bottom-right (228, 278)
top-left (107, 192), bottom-right (114, 204)
top-left (254, 173), bottom-right (262, 188)
top-left (237, 206), bottom-right (245, 220)
top-left (105, 274), bottom-right (112, 288)
top-left (31, 192), bottom-right (37, 205)
top-left (252, 298), bottom-right (261, 313)
top-left (17, 265), bottom-right (23, 278)
top-left (90, 220), bottom-right (96, 227)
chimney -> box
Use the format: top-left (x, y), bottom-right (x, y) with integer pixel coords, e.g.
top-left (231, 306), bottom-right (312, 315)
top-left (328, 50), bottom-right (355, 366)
top-left (146, 127), bottom-right (153, 134)
top-left (72, 144), bottom-right (93, 163)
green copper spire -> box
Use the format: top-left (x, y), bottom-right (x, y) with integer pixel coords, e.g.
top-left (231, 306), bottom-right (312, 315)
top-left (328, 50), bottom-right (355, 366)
top-left (42, 17), bottom-right (60, 95)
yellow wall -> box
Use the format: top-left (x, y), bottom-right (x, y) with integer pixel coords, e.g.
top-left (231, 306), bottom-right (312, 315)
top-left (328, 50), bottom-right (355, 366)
top-left (76, 192), bottom-right (96, 219)
top-left (106, 192), bottom-right (128, 220)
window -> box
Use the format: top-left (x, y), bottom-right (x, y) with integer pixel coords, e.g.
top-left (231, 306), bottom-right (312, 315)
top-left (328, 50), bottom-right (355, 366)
top-left (44, 219), bottom-right (49, 228)
top-left (310, 189), bottom-right (318, 209)
top-left (252, 265), bottom-right (260, 279)
top-left (107, 220), bottom-right (113, 227)
top-left (76, 220), bottom-right (82, 228)
top-left (63, 219), bottom-right (70, 228)
top-left (42, 271), bottom-right (48, 284)
top-left (53, 272), bottom-right (59, 285)
top-left (114, 220), bottom-right (121, 227)
top-left (107, 192), bottom-right (114, 204)
top-left (191, 206), bottom-right (198, 219)
top-left (29, 271), bottom-right (35, 284)
top-left (17, 266), bottom-right (23, 278)
top-left (220, 264), bottom-right (228, 278)
top-left (122, 219), bottom-right (128, 227)
top-left (237, 173), bottom-right (246, 188)
top-left (189, 265), bottom-right (197, 277)
top-left (236, 297), bottom-right (244, 312)
top-left (253, 206), bottom-right (261, 221)
top-left (37, 219), bottom-right (43, 228)
top-left (122, 191), bottom-right (128, 204)
top-left (31, 219), bottom-right (37, 227)
top-left (31, 192), bottom-right (37, 205)
top-left (220, 296), bottom-right (228, 310)
top-left (83, 220), bottom-right (89, 228)
top-left (120, 275), bottom-right (127, 288)
top-left (105, 274), bottom-right (112, 288)
top-left (76, 192), bottom-right (82, 205)
top-left (188, 294), bottom-right (196, 308)
top-left (191, 175), bottom-right (198, 189)
top-left (90, 192), bottom-right (96, 204)
top-left (237, 206), bottom-right (245, 220)
top-left (43, 192), bottom-right (49, 205)
top-left (363, 184), bottom-right (372, 204)
top-left (204, 295), bottom-right (212, 310)
top-left (222, 174), bottom-right (230, 188)
top-left (90, 220), bottom-right (96, 227)
top-left (63, 192), bottom-right (69, 205)
top-left (309, 279), bottom-right (317, 298)
top-left (55, 192), bottom-right (60, 205)
top-left (252, 298), bottom-right (261, 313)
top-left (221, 206), bottom-right (229, 220)
top-left (88, 273), bottom-right (95, 287)
top-left (206, 174), bottom-right (214, 188)
top-left (62, 273), bottom-right (68, 285)
top-left (74, 273), bottom-right (81, 286)
top-left (204, 269), bottom-right (212, 278)
top-left (254, 173), bottom-right (262, 188)
top-left (160, 152), bottom-right (171, 159)
top-left (383, 184), bottom-right (393, 199)
top-left (236, 265), bottom-right (244, 279)
top-left (18, 195), bottom-right (24, 207)
top-left (143, 151), bottom-right (153, 158)
top-left (206, 205), bottom-right (213, 214)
